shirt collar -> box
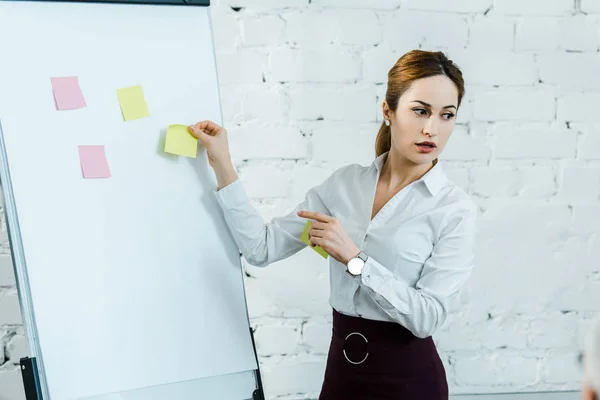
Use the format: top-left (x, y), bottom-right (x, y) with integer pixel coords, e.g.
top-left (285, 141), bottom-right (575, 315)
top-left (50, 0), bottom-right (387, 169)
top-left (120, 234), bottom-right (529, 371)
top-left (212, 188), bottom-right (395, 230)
top-left (372, 152), bottom-right (447, 196)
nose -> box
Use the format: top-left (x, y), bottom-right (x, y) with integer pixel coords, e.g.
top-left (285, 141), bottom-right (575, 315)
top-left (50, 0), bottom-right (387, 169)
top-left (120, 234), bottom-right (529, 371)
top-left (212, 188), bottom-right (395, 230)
top-left (423, 117), bottom-right (439, 138)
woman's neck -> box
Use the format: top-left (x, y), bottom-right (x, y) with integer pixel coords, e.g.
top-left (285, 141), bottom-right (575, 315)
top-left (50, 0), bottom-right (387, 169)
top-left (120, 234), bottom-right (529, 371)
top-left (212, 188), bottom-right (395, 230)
top-left (380, 151), bottom-right (434, 192)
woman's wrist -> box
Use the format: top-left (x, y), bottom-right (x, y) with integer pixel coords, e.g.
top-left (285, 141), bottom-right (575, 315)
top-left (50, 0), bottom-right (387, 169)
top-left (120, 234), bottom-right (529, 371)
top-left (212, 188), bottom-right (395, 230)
top-left (214, 161), bottom-right (238, 191)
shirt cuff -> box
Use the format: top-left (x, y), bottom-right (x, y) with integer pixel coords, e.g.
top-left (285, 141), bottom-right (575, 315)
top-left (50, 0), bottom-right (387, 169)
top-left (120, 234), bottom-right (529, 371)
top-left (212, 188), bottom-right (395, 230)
top-left (214, 178), bottom-right (248, 210)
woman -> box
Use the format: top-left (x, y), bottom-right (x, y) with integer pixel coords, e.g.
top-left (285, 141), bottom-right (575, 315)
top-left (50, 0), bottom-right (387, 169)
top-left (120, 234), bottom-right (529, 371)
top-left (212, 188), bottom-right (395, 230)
top-left (189, 50), bottom-right (476, 400)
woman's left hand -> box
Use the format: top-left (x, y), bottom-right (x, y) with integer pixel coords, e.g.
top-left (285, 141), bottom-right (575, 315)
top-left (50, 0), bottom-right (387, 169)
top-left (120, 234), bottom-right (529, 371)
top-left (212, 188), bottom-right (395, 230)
top-left (297, 211), bottom-right (360, 265)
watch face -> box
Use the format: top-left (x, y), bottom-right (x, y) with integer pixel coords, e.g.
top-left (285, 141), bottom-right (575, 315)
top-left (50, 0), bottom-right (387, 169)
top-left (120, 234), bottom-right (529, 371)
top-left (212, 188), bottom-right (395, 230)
top-left (347, 258), bottom-right (365, 275)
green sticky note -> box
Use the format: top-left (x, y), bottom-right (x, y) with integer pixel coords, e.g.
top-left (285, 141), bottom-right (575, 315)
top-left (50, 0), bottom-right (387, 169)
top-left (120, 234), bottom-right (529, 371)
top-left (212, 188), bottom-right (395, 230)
top-left (164, 124), bottom-right (198, 158)
top-left (116, 85), bottom-right (150, 121)
top-left (300, 221), bottom-right (328, 259)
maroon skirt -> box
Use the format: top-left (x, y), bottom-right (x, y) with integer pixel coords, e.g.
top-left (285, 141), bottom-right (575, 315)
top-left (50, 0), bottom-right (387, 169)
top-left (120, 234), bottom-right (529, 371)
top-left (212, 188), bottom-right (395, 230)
top-left (319, 309), bottom-right (448, 400)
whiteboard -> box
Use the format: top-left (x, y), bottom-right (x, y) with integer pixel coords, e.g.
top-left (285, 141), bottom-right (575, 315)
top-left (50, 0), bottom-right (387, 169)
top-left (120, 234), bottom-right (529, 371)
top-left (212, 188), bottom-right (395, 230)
top-left (0, 1), bottom-right (258, 400)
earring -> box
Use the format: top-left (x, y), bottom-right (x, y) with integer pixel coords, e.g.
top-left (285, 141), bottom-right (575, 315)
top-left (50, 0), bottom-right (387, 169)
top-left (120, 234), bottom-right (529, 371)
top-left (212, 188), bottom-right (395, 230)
top-left (385, 119), bottom-right (390, 127)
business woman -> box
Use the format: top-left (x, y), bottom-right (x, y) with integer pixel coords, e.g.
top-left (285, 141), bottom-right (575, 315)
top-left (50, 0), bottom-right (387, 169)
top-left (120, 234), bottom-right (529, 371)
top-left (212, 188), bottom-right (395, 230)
top-left (189, 49), bottom-right (476, 400)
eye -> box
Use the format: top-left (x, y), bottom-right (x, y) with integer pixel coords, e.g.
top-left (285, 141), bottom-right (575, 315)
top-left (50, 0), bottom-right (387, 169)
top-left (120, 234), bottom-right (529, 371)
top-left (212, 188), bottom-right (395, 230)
top-left (413, 108), bottom-right (428, 116)
top-left (443, 113), bottom-right (455, 120)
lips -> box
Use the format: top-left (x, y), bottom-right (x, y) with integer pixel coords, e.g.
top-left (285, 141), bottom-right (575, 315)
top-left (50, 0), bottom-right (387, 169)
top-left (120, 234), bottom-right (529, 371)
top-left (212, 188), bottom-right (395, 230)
top-left (416, 141), bottom-right (436, 148)
top-left (416, 141), bottom-right (436, 154)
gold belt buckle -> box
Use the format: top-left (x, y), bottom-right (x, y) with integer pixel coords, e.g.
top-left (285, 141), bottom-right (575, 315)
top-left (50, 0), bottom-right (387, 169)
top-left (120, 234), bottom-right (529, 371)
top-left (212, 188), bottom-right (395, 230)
top-left (343, 332), bottom-right (369, 365)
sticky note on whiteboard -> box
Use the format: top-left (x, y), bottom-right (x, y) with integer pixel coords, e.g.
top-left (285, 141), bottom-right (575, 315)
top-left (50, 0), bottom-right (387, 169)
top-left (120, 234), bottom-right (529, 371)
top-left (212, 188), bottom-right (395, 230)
top-left (78, 145), bottom-right (111, 179)
top-left (116, 85), bottom-right (149, 121)
top-left (164, 125), bottom-right (198, 158)
top-left (300, 221), bottom-right (328, 259)
top-left (51, 77), bottom-right (86, 110)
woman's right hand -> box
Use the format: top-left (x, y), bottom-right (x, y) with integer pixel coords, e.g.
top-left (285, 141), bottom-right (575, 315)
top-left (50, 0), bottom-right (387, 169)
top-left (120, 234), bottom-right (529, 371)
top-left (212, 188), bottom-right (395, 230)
top-left (188, 120), bottom-right (238, 190)
top-left (188, 120), bottom-right (231, 169)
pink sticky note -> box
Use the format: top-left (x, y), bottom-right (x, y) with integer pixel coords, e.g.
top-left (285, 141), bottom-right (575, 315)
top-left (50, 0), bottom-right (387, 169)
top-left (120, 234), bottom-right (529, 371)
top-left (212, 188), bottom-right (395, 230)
top-left (78, 146), bottom-right (111, 179)
top-left (51, 77), bottom-right (87, 110)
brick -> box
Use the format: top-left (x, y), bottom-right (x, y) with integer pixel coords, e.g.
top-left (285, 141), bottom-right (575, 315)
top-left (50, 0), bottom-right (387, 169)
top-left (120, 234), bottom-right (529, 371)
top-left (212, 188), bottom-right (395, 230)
top-left (0, 255), bottom-right (15, 287)
top-left (460, 51), bottom-right (537, 86)
top-left (226, 0), bottom-right (306, 8)
top-left (310, 0), bottom-right (401, 9)
top-left (216, 50), bottom-right (264, 85)
top-left (538, 53), bottom-right (600, 91)
top-left (443, 168), bottom-right (469, 193)
top-left (238, 86), bottom-right (289, 121)
top-left (230, 123), bottom-right (307, 161)
top-left (529, 316), bottom-right (578, 349)
top-left (284, 11), bottom-right (337, 48)
top-left (559, 166), bottom-right (600, 202)
top-left (477, 317), bottom-right (530, 350)
top-left (381, 11), bottom-right (469, 50)
top-left (285, 10), bottom-right (380, 48)
top-left (519, 166), bottom-right (556, 198)
top-left (260, 354), bottom-right (326, 397)
top-left (244, 249), bottom-right (330, 318)
top-left (558, 93), bottom-right (600, 122)
top-left (440, 126), bottom-right (491, 161)
top-left (515, 17), bottom-right (564, 51)
top-left (362, 45), bottom-right (403, 84)
top-left (239, 164), bottom-right (291, 198)
top-left (453, 352), bottom-right (539, 386)
top-left (7, 334), bottom-right (28, 363)
top-left (0, 368), bottom-right (26, 400)
top-left (473, 88), bottom-right (556, 122)
top-left (309, 122), bottom-right (378, 169)
top-left (434, 317), bottom-right (481, 351)
top-left (402, 0), bottom-right (493, 13)
top-left (468, 15), bottom-right (515, 51)
top-left (300, 321), bottom-right (331, 354)
top-left (269, 48), bottom-right (361, 83)
top-left (289, 84), bottom-right (377, 122)
top-left (241, 15), bottom-right (285, 47)
top-left (573, 123), bottom-right (600, 160)
top-left (541, 352), bottom-right (582, 384)
top-left (494, 0), bottom-right (574, 16)
top-left (582, 0), bottom-right (600, 13)
top-left (336, 10), bottom-right (381, 46)
top-left (562, 15), bottom-right (600, 51)
top-left (0, 295), bottom-right (21, 325)
top-left (255, 322), bottom-right (301, 356)
top-left (244, 277), bottom-right (280, 318)
top-left (471, 167), bottom-right (520, 197)
top-left (471, 204), bottom-right (572, 314)
top-left (572, 206), bottom-right (600, 236)
top-left (210, 12), bottom-right (240, 52)
top-left (492, 123), bottom-right (576, 159)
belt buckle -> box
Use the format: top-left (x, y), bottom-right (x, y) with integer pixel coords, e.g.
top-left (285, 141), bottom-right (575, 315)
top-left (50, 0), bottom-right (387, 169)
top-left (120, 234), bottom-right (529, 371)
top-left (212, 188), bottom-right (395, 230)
top-left (343, 332), bottom-right (369, 365)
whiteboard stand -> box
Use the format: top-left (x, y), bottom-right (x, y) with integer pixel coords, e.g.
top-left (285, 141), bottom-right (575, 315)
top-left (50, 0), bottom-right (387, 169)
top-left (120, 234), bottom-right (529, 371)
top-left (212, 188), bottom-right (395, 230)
top-left (0, 0), bottom-right (265, 398)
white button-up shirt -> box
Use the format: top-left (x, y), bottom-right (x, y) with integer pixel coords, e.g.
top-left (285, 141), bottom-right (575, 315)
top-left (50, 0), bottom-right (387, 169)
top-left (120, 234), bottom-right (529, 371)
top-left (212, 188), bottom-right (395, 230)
top-left (215, 152), bottom-right (477, 339)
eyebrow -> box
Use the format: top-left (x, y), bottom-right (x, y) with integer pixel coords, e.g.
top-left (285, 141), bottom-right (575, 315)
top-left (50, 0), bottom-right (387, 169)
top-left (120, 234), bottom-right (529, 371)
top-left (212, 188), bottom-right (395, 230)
top-left (411, 100), bottom-right (457, 110)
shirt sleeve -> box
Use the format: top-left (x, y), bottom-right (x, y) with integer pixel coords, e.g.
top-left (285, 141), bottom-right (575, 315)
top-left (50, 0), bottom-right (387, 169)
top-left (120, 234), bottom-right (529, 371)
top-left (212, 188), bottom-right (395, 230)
top-left (360, 200), bottom-right (477, 338)
top-left (214, 168), bottom-right (343, 267)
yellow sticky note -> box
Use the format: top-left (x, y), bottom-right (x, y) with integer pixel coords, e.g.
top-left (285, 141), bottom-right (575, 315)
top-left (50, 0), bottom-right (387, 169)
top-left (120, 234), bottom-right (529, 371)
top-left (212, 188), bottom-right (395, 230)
top-left (116, 85), bottom-right (150, 121)
top-left (164, 124), bottom-right (198, 158)
top-left (300, 221), bottom-right (328, 259)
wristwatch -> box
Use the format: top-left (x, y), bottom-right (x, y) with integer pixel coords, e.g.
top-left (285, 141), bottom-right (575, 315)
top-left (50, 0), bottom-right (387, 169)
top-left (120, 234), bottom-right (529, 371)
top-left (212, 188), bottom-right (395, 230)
top-left (346, 251), bottom-right (368, 276)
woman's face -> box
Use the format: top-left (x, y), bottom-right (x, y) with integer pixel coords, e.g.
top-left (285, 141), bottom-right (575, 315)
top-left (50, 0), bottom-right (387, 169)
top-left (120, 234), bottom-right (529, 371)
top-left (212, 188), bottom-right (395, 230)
top-left (383, 75), bottom-right (459, 166)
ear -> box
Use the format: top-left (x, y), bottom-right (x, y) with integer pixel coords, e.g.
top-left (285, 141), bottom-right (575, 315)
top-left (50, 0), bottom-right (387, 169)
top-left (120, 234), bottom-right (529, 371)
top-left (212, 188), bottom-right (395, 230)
top-left (382, 101), bottom-right (391, 121)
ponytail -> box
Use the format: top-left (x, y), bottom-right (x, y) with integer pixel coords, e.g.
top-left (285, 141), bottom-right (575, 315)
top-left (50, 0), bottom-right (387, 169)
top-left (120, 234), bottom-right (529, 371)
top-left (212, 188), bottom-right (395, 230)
top-left (375, 121), bottom-right (391, 157)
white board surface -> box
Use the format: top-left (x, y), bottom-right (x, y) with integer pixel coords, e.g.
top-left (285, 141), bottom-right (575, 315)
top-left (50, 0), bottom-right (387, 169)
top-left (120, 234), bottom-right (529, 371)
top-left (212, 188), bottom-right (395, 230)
top-left (0, 2), bottom-right (257, 400)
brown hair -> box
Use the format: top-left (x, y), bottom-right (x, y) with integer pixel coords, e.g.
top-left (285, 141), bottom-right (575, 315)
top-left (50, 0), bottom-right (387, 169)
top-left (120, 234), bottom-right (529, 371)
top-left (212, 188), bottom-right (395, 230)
top-left (375, 50), bottom-right (465, 157)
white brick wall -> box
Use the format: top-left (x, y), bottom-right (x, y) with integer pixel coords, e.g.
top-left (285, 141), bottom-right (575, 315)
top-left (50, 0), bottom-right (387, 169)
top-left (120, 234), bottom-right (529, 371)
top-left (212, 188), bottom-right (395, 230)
top-left (2, 0), bottom-right (600, 399)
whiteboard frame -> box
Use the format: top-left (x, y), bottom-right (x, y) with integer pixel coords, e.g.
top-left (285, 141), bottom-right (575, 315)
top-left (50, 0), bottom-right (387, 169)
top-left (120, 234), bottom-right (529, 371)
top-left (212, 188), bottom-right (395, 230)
top-left (0, 0), bottom-right (264, 399)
